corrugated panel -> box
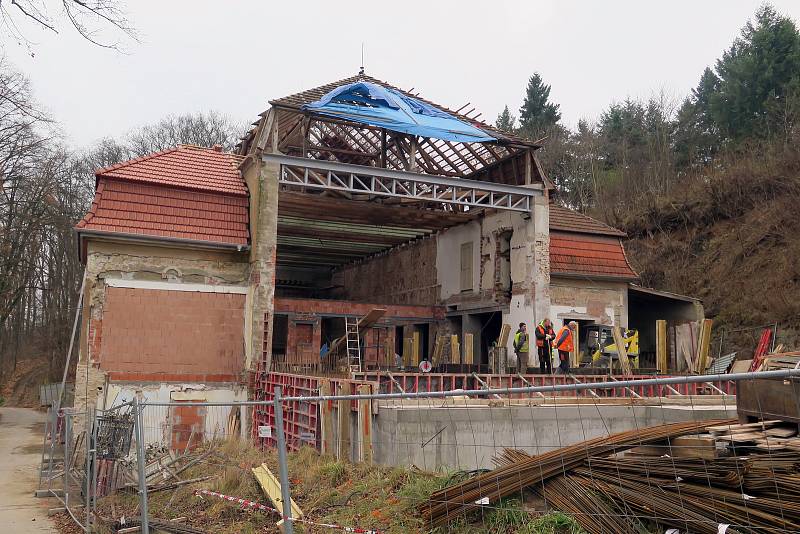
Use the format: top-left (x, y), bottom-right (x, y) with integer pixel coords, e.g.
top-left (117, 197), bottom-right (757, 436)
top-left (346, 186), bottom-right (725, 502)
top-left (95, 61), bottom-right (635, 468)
top-left (707, 352), bottom-right (738, 374)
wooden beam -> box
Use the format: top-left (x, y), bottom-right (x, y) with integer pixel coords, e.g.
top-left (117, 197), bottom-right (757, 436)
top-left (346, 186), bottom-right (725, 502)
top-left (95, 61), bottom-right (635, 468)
top-left (337, 382), bottom-right (352, 461)
top-left (277, 223), bottom-right (411, 246)
top-left (696, 319), bottom-right (713, 372)
top-left (412, 331), bottom-right (421, 366)
top-left (252, 463), bottom-right (303, 528)
top-left (278, 192), bottom-right (476, 229)
top-left (319, 379), bottom-right (334, 456)
top-left (656, 320), bottom-right (668, 373)
top-left (464, 333), bottom-right (474, 365)
top-left (357, 384), bottom-right (374, 464)
top-left (450, 335), bottom-right (460, 364)
top-left (611, 327), bottom-right (633, 375)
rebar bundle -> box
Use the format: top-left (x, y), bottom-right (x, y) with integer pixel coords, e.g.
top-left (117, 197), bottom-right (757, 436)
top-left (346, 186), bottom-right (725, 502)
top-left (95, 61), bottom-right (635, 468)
top-left (420, 419), bottom-right (733, 527)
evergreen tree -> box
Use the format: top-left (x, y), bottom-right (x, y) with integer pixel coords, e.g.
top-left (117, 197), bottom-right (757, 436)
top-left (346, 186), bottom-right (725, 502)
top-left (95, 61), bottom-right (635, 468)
top-left (674, 68), bottom-right (721, 167)
top-left (710, 4), bottom-right (800, 142)
top-left (494, 105), bottom-right (517, 132)
top-left (518, 73), bottom-right (561, 140)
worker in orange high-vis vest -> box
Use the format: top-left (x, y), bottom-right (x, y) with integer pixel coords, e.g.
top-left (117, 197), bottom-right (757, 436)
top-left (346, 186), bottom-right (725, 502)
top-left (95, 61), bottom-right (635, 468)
top-left (535, 319), bottom-right (555, 374)
top-left (553, 321), bottom-right (577, 374)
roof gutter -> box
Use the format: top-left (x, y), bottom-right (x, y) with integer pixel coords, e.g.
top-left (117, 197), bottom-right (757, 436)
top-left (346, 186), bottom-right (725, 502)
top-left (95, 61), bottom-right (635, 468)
top-left (550, 271), bottom-right (639, 283)
top-left (76, 229), bottom-right (250, 255)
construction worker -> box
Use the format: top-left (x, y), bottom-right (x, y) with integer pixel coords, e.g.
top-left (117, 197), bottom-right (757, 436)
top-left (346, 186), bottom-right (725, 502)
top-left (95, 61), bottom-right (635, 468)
top-left (553, 321), bottom-right (577, 374)
top-left (513, 322), bottom-right (530, 373)
top-left (535, 318), bottom-right (556, 374)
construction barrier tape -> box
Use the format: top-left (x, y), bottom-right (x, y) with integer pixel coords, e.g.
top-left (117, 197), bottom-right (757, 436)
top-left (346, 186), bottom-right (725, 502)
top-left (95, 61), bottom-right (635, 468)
top-left (194, 489), bottom-right (382, 533)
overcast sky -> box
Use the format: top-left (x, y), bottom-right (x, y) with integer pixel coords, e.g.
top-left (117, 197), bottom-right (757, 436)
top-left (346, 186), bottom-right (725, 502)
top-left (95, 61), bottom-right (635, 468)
top-left (3, 0), bottom-right (800, 148)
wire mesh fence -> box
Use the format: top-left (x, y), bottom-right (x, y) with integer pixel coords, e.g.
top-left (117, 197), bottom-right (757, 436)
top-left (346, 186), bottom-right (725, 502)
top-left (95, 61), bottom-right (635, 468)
top-left (46, 369), bottom-right (800, 533)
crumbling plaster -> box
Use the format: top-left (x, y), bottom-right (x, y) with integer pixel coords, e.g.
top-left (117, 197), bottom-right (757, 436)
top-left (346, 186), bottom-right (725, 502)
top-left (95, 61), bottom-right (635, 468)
top-left (549, 277), bottom-right (628, 328)
top-left (73, 239), bottom-right (250, 425)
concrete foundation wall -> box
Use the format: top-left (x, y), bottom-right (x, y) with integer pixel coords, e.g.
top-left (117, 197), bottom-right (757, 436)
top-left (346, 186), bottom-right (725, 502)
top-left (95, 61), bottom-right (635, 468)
top-left (372, 402), bottom-right (736, 471)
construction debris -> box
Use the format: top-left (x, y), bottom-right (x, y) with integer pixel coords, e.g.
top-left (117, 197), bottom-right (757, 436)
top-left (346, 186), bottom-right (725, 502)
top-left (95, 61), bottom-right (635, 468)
top-left (420, 419), bottom-right (734, 527)
top-left (423, 418), bottom-right (800, 533)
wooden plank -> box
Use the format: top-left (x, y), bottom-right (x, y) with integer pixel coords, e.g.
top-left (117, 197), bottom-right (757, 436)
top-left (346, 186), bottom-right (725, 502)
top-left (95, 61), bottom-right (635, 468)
top-left (656, 320), bottom-right (668, 373)
top-left (319, 380), bottom-right (334, 456)
top-left (696, 318), bottom-right (713, 372)
top-left (611, 327), bottom-right (632, 375)
top-left (356, 384), bottom-right (374, 464)
top-left (252, 463), bottom-right (303, 519)
top-left (670, 436), bottom-right (719, 459)
top-left (412, 331), bottom-right (421, 367)
top-left (402, 337), bottom-right (413, 367)
top-left (464, 333), bottom-right (474, 365)
top-left (729, 359), bottom-right (752, 374)
top-left (450, 335), bottom-right (460, 364)
top-left (765, 427), bottom-right (798, 438)
top-left (497, 324), bottom-right (512, 347)
top-left (715, 432), bottom-right (765, 443)
top-left (706, 420), bottom-right (782, 434)
top-left (432, 335), bottom-right (447, 365)
top-left (337, 382), bottom-right (352, 461)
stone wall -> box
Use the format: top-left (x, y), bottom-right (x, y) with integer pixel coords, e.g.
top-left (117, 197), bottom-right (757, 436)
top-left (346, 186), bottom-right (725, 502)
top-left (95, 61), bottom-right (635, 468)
top-left (332, 236), bottom-right (439, 305)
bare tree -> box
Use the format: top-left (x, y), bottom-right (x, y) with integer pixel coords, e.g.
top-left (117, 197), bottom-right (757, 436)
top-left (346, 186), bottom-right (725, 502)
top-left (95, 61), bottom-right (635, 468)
top-left (0, 0), bottom-right (136, 50)
top-left (126, 111), bottom-right (246, 156)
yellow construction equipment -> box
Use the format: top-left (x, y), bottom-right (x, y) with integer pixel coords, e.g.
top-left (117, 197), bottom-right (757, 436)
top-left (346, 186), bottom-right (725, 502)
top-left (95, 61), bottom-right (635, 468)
top-left (585, 325), bottom-right (639, 370)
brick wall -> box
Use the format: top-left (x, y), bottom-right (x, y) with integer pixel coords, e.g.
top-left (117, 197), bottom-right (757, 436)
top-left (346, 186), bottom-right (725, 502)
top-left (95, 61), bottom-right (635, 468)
top-left (99, 287), bottom-right (245, 382)
top-left (332, 237), bottom-right (439, 305)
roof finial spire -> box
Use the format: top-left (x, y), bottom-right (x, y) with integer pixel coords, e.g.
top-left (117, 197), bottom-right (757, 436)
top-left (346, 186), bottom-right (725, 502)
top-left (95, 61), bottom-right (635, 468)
top-left (359, 42), bottom-right (365, 76)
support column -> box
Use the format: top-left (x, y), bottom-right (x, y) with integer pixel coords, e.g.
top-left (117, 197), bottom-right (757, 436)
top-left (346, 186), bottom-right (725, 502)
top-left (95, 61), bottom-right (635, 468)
top-left (248, 157), bottom-right (280, 374)
top-left (531, 194), bottom-right (551, 325)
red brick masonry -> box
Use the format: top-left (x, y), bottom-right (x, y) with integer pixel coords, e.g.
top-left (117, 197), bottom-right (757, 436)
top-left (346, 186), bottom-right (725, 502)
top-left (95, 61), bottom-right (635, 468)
top-left (98, 287), bottom-right (245, 382)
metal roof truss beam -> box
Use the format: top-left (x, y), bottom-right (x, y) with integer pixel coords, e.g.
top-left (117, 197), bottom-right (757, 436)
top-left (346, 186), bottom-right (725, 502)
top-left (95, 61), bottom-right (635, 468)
top-left (265, 154), bottom-right (536, 213)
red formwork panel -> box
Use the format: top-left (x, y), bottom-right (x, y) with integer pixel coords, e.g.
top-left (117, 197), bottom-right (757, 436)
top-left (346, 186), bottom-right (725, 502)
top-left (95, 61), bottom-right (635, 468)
top-left (352, 372), bottom-right (736, 398)
top-left (251, 372), bottom-right (377, 452)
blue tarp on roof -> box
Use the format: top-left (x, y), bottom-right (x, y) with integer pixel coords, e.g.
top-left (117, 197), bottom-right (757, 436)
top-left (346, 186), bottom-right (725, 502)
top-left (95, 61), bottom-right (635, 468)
top-left (302, 82), bottom-right (495, 143)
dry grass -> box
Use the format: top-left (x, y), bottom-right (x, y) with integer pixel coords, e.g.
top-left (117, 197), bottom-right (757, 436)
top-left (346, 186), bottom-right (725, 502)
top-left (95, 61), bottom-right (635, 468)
top-left (93, 440), bottom-right (581, 533)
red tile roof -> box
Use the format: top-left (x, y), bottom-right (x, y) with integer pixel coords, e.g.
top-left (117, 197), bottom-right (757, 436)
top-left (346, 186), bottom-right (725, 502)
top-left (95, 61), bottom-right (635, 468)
top-left (77, 178), bottom-right (249, 246)
top-left (550, 231), bottom-right (638, 280)
top-left (96, 145), bottom-right (247, 196)
top-left (549, 204), bottom-right (625, 237)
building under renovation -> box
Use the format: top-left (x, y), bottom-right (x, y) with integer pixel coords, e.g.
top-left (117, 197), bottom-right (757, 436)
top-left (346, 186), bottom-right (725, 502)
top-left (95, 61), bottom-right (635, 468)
top-left (72, 74), bottom-right (705, 447)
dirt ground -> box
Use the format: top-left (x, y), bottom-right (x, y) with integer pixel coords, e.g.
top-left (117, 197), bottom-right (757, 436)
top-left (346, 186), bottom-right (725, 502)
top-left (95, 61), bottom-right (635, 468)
top-left (1, 357), bottom-right (51, 408)
top-left (0, 407), bottom-right (58, 533)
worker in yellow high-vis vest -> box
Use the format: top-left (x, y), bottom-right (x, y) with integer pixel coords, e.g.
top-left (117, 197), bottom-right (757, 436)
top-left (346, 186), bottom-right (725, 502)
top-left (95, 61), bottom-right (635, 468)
top-left (513, 322), bottom-right (530, 373)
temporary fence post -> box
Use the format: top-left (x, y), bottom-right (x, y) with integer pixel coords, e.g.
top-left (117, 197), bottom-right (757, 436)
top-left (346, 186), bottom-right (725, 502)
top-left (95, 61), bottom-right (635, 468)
top-left (64, 412), bottom-right (71, 512)
top-left (273, 386), bottom-right (294, 534)
top-left (90, 408), bottom-right (100, 521)
top-left (85, 406), bottom-right (92, 532)
top-left (133, 398), bottom-right (150, 534)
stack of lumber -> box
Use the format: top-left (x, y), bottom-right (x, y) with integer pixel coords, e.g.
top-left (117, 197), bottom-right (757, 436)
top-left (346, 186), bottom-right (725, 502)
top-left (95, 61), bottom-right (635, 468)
top-left (754, 351), bottom-right (800, 371)
top-left (422, 418), bottom-right (800, 534)
top-left (706, 419), bottom-right (800, 452)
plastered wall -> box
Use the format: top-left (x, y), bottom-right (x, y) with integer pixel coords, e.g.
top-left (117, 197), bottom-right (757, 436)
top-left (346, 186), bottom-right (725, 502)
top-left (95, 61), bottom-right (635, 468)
top-left (73, 239), bottom-right (250, 422)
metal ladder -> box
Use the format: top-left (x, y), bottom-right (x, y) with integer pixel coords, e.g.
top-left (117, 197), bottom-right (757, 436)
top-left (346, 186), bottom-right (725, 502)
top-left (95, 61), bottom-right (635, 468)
top-left (345, 316), bottom-right (362, 374)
